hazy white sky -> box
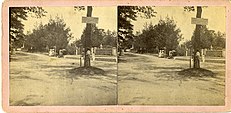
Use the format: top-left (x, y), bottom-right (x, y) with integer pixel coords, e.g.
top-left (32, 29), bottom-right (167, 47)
top-left (132, 6), bottom-right (226, 43)
top-left (23, 6), bottom-right (225, 44)
top-left (23, 6), bottom-right (117, 42)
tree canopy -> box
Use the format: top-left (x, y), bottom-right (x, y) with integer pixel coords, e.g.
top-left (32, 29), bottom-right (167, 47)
top-left (9, 7), bottom-right (46, 52)
top-left (134, 17), bottom-right (183, 53)
top-left (25, 16), bottom-right (72, 52)
top-left (78, 25), bottom-right (117, 48)
top-left (190, 26), bottom-right (225, 50)
top-left (118, 6), bottom-right (156, 49)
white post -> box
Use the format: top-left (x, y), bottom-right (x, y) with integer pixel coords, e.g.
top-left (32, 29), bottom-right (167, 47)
top-left (201, 49), bottom-right (204, 56)
top-left (91, 47), bottom-right (94, 55)
top-left (92, 53), bottom-right (95, 61)
top-left (80, 56), bottom-right (84, 67)
top-left (202, 55), bottom-right (205, 62)
top-left (201, 49), bottom-right (205, 62)
top-left (76, 49), bottom-right (78, 55)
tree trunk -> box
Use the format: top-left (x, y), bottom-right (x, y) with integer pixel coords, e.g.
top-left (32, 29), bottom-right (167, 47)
top-left (193, 6), bottom-right (202, 68)
top-left (84, 6), bottom-right (93, 67)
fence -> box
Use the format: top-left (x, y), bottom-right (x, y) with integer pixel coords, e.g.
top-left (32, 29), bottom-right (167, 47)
top-left (96, 47), bottom-right (117, 55)
top-left (76, 47), bottom-right (117, 56)
top-left (206, 50), bottom-right (225, 57)
top-left (184, 49), bottom-right (225, 57)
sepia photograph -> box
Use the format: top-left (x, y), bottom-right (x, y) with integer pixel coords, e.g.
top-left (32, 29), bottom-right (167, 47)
top-left (118, 6), bottom-right (226, 105)
top-left (6, 5), bottom-right (228, 106)
top-left (9, 6), bottom-right (118, 106)
top-left (2, 0), bottom-right (231, 112)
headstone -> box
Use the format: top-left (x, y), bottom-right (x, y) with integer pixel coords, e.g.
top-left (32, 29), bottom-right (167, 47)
top-left (100, 44), bottom-right (103, 49)
top-left (112, 47), bottom-right (117, 56)
top-left (59, 50), bottom-right (63, 57)
top-left (121, 49), bottom-right (124, 56)
top-left (210, 45), bottom-right (213, 50)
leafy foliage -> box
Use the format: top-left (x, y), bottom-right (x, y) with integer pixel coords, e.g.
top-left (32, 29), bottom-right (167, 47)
top-left (118, 6), bottom-right (156, 49)
top-left (191, 26), bottom-right (225, 50)
top-left (74, 6), bottom-right (85, 11)
top-left (183, 6), bottom-right (207, 12)
top-left (9, 7), bottom-right (46, 52)
top-left (134, 17), bottom-right (183, 53)
top-left (25, 16), bottom-right (72, 52)
top-left (178, 27), bottom-right (225, 56)
top-left (78, 25), bottom-right (117, 48)
top-left (183, 6), bottom-right (195, 12)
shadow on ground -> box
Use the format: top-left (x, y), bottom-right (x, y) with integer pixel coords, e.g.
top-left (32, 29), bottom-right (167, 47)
top-left (69, 66), bottom-right (105, 76)
top-left (12, 98), bottom-right (41, 106)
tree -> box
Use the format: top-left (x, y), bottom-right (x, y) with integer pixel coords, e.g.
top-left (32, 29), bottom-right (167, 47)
top-left (182, 40), bottom-right (192, 49)
top-left (80, 26), bottom-right (117, 47)
top-left (213, 31), bottom-right (225, 49)
top-left (184, 6), bottom-right (225, 68)
top-left (191, 26), bottom-right (225, 50)
top-left (102, 30), bottom-right (117, 47)
top-left (9, 7), bottom-right (46, 54)
top-left (91, 26), bottom-right (105, 47)
top-left (80, 6), bottom-right (94, 67)
top-left (118, 6), bottom-right (156, 52)
top-left (184, 6), bottom-right (203, 68)
top-left (134, 22), bottom-right (157, 53)
top-left (156, 18), bottom-right (182, 52)
top-left (25, 16), bottom-right (72, 52)
top-left (134, 17), bottom-right (183, 54)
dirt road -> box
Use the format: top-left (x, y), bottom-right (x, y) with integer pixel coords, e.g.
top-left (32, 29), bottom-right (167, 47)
top-left (9, 51), bottom-right (226, 106)
top-left (10, 51), bottom-right (117, 106)
top-left (118, 52), bottom-right (225, 105)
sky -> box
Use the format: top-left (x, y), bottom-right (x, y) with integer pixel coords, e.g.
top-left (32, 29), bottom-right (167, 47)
top-left (23, 6), bottom-right (226, 44)
top-left (132, 6), bottom-right (226, 43)
top-left (23, 6), bottom-right (117, 43)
